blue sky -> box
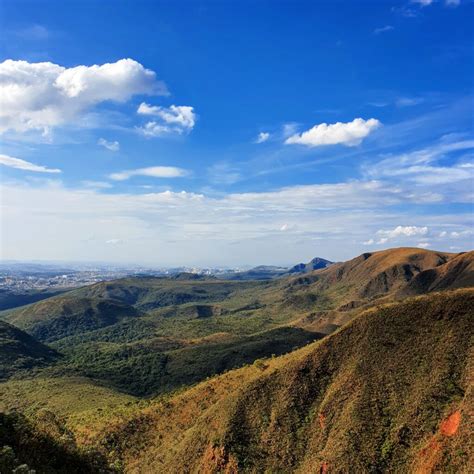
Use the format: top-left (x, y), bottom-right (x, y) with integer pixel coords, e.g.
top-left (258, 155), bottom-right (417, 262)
top-left (0, 0), bottom-right (473, 266)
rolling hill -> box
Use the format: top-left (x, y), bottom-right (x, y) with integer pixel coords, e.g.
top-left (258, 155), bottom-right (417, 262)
top-left (0, 320), bottom-right (59, 379)
top-left (220, 256), bottom-right (334, 280)
top-left (2, 297), bottom-right (141, 343)
top-left (0, 247), bottom-right (472, 472)
top-left (100, 288), bottom-right (474, 473)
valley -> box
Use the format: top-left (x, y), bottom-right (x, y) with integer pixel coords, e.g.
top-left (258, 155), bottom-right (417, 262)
top-left (0, 248), bottom-right (473, 472)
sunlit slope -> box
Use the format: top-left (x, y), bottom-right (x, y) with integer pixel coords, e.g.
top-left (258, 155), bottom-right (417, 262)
top-left (1, 297), bottom-right (141, 342)
top-left (68, 277), bottom-right (263, 310)
top-left (106, 289), bottom-right (473, 473)
top-left (293, 247), bottom-right (473, 308)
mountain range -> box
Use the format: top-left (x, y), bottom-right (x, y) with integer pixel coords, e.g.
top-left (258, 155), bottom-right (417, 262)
top-left (0, 247), bottom-right (472, 473)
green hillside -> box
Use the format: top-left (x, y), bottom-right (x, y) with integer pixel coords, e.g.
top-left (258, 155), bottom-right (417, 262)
top-left (0, 321), bottom-right (58, 379)
top-left (0, 248), bottom-right (472, 472)
top-left (102, 289), bottom-right (473, 473)
top-left (2, 297), bottom-right (141, 343)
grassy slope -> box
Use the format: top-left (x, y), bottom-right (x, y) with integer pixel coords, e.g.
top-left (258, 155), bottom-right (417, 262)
top-left (1, 297), bottom-right (141, 343)
top-left (0, 376), bottom-right (139, 447)
top-left (102, 289), bottom-right (473, 473)
top-left (2, 248), bottom-right (473, 399)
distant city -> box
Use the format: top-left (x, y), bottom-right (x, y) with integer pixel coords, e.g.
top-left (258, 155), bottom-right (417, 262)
top-left (0, 262), bottom-right (249, 291)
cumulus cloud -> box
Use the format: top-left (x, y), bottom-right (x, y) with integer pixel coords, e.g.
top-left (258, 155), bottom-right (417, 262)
top-left (0, 154), bottom-right (61, 173)
top-left (109, 166), bottom-right (188, 181)
top-left (377, 225), bottom-right (428, 239)
top-left (374, 25), bottom-right (394, 35)
top-left (0, 58), bottom-right (167, 135)
top-left (98, 138), bottom-right (120, 152)
top-left (285, 118), bottom-right (380, 147)
top-left (256, 132), bottom-right (270, 143)
top-left (363, 239), bottom-right (375, 245)
top-left (417, 242), bottom-right (431, 248)
top-left (137, 103), bottom-right (195, 136)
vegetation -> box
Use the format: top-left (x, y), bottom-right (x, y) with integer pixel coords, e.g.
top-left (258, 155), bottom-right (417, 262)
top-left (0, 321), bottom-right (58, 379)
top-left (0, 248), bottom-right (472, 472)
top-left (0, 288), bottom-right (65, 311)
top-left (0, 411), bottom-right (113, 473)
top-left (100, 289), bottom-right (474, 473)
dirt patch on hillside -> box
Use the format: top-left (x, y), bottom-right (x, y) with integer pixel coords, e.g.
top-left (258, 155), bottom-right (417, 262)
top-left (415, 410), bottom-right (462, 473)
top-left (439, 410), bottom-right (461, 436)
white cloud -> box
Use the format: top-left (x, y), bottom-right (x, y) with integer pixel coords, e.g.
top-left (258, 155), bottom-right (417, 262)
top-left (137, 103), bottom-right (195, 136)
top-left (377, 238), bottom-right (389, 245)
top-left (137, 103), bottom-right (195, 128)
top-left (450, 230), bottom-right (473, 238)
top-left (377, 225), bottom-right (428, 239)
top-left (366, 140), bottom-right (474, 186)
top-left (374, 25), bottom-right (394, 35)
top-left (411, 0), bottom-right (433, 6)
top-left (109, 166), bottom-right (188, 181)
top-left (363, 239), bottom-right (374, 245)
top-left (285, 118), bottom-right (380, 147)
top-left (0, 154), bottom-right (61, 173)
top-left (1, 179), bottom-right (472, 265)
top-left (0, 59), bottom-right (167, 135)
top-left (417, 242), bottom-right (431, 248)
top-left (256, 132), bottom-right (270, 143)
top-left (98, 138), bottom-right (120, 152)
top-left (138, 122), bottom-right (176, 137)
top-left (105, 239), bottom-right (123, 245)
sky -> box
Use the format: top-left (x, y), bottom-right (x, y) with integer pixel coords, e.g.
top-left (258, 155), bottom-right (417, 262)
top-left (0, 0), bottom-right (473, 267)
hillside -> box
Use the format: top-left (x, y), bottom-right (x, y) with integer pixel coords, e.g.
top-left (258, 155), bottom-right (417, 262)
top-left (2, 297), bottom-right (141, 343)
top-left (221, 257), bottom-right (334, 280)
top-left (285, 248), bottom-right (470, 307)
top-left (0, 288), bottom-right (66, 311)
top-left (101, 289), bottom-right (474, 473)
top-left (0, 248), bottom-right (472, 472)
top-left (68, 278), bottom-right (261, 310)
top-left (286, 257), bottom-right (333, 274)
top-left (1, 248), bottom-right (472, 398)
top-left (0, 320), bottom-right (58, 379)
